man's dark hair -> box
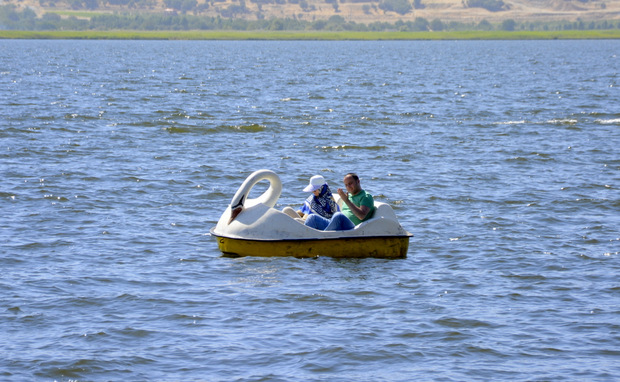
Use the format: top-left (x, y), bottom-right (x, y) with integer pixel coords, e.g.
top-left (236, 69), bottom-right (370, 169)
top-left (345, 173), bottom-right (359, 182)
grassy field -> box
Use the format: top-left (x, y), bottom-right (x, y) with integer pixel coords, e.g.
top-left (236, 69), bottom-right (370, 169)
top-left (2, 29), bottom-right (620, 40)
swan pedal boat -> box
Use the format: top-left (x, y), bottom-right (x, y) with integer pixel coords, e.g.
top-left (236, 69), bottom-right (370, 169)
top-left (210, 169), bottom-right (412, 259)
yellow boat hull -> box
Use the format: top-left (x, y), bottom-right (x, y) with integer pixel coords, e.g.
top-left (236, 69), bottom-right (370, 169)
top-left (212, 232), bottom-right (410, 259)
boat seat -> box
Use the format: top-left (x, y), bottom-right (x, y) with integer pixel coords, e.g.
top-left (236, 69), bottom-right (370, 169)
top-left (335, 194), bottom-right (343, 208)
top-left (354, 203), bottom-right (397, 229)
top-left (371, 202), bottom-right (397, 221)
top-left (335, 197), bottom-right (396, 222)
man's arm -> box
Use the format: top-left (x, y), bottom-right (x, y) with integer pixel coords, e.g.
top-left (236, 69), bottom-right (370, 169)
top-left (337, 188), bottom-right (371, 221)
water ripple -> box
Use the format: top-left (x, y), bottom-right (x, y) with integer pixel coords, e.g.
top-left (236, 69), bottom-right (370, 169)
top-left (1, 39), bottom-right (619, 382)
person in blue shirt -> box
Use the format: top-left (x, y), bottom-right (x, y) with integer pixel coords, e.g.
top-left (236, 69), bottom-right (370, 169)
top-left (283, 175), bottom-right (339, 221)
top-left (298, 175), bottom-right (339, 219)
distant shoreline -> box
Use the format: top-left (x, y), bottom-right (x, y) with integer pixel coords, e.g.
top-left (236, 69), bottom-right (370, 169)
top-left (2, 30), bottom-right (620, 40)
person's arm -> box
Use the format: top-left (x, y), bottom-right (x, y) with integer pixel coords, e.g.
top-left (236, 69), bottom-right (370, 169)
top-left (299, 200), bottom-right (312, 218)
top-left (337, 189), bottom-right (371, 221)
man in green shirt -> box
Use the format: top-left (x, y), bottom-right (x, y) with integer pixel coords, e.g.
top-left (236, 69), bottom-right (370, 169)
top-left (305, 173), bottom-right (375, 231)
top-left (338, 173), bottom-right (375, 225)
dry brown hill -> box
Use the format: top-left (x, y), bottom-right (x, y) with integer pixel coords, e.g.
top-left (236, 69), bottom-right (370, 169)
top-left (6, 0), bottom-right (620, 24)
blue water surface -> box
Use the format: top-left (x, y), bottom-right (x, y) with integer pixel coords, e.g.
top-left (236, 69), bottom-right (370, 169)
top-left (1, 40), bottom-right (619, 381)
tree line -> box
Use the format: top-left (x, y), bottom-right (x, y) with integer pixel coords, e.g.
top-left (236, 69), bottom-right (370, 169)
top-left (1, 4), bottom-right (620, 32)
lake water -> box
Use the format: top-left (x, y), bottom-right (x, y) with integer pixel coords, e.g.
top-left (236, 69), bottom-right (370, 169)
top-left (1, 39), bottom-right (619, 381)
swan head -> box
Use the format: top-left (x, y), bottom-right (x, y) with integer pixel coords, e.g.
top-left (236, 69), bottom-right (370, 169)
top-left (225, 169), bottom-right (282, 225)
top-left (227, 195), bottom-right (244, 225)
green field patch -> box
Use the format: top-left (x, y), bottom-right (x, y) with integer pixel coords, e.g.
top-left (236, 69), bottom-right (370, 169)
top-left (2, 30), bottom-right (620, 40)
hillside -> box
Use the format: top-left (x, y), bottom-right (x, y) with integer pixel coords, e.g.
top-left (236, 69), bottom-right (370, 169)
top-left (6, 0), bottom-right (620, 24)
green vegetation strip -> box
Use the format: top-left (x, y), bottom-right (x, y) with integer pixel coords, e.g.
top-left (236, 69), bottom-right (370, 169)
top-left (2, 30), bottom-right (620, 40)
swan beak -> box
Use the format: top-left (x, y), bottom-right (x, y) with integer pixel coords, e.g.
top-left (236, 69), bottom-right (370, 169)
top-left (228, 206), bottom-right (243, 225)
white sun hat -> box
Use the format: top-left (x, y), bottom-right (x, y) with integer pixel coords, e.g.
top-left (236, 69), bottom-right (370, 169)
top-left (303, 175), bottom-right (326, 192)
